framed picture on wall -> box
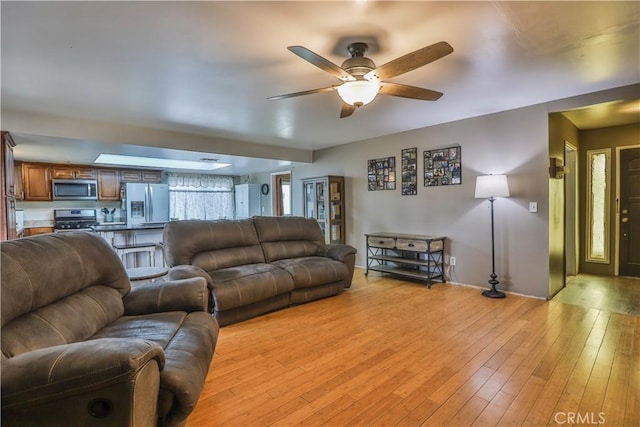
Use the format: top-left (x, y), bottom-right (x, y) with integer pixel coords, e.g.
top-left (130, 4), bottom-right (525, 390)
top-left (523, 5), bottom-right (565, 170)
top-left (401, 147), bottom-right (417, 195)
top-left (424, 145), bottom-right (461, 187)
top-left (367, 156), bottom-right (396, 191)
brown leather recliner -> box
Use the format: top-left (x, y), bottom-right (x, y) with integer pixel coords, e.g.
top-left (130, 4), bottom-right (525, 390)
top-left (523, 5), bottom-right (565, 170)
top-left (1, 231), bottom-right (219, 427)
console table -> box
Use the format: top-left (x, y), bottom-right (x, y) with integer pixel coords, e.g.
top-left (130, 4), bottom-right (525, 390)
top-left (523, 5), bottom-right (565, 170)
top-left (365, 232), bottom-right (446, 288)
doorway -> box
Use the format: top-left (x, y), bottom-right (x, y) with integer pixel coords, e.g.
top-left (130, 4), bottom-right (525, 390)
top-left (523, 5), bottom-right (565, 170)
top-left (617, 146), bottom-right (640, 277)
top-left (271, 171), bottom-right (291, 216)
top-left (565, 142), bottom-right (578, 276)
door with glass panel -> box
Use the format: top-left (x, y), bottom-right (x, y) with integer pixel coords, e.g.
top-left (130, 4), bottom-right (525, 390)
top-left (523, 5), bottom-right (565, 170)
top-left (619, 147), bottom-right (640, 277)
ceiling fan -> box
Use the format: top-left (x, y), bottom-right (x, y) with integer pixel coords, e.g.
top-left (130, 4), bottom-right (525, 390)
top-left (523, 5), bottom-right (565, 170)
top-left (268, 41), bottom-right (453, 118)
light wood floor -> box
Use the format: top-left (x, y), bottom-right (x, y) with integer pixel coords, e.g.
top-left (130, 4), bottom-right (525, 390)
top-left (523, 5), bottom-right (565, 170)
top-left (188, 269), bottom-right (639, 426)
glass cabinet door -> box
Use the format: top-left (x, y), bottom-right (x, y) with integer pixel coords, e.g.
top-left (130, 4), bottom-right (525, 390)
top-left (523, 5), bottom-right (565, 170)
top-left (304, 182), bottom-right (315, 218)
top-left (316, 182), bottom-right (325, 220)
top-left (316, 182), bottom-right (326, 235)
top-left (302, 176), bottom-right (345, 244)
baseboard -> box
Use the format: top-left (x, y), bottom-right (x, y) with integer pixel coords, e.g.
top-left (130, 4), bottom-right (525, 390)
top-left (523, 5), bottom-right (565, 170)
top-left (356, 265), bottom-right (545, 301)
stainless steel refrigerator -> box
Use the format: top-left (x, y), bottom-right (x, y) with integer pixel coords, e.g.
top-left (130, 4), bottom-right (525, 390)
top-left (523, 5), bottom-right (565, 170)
top-left (125, 183), bottom-right (170, 226)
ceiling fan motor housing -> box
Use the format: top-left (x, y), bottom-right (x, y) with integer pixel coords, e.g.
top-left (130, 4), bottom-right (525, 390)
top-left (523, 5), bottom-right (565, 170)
top-left (342, 42), bottom-right (376, 78)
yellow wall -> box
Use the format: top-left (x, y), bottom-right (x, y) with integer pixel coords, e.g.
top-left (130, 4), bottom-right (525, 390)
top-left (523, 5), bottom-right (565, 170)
top-left (548, 113), bottom-right (579, 297)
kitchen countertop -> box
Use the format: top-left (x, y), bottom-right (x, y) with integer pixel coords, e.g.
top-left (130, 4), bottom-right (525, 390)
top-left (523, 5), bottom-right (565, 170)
top-left (23, 220), bottom-right (54, 228)
top-left (92, 222), bottom-right (167, 232)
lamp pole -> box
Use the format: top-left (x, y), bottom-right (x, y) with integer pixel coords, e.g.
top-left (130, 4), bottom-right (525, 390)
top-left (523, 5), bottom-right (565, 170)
top-left (483, 196), bottom-right (506, 298)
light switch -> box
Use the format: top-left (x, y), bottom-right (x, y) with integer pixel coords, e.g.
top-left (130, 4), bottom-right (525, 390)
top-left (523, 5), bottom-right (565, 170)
top-left (529, 202), bottom-right (538, 213)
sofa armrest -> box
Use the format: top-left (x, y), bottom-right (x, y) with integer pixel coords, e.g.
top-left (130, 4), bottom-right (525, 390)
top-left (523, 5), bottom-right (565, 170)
top-left (167, 265), bottom-right (214, 288)
top-left (316, 244), bottom-right (357, 262)
top-left (124, 277), bottom-right (210, 315)
top-left (2, 338), bottom-right (164, 410)
top-left (316, 244), bottom-right (357, 288)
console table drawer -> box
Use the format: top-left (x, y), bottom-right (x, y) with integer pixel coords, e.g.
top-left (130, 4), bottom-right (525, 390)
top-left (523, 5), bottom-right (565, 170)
top-left (367, 236), bottom-right (396, 249)
top-left (396, 238), bottom-right (428, 252)
top-left (429, 239), bottom-right (444, 252)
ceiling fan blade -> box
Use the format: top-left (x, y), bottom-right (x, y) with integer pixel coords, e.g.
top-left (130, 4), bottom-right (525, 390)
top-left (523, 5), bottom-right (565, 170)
top-left (288, 46), bottom-right (355, 82)
top-left (365, 41), bottom-right (453, 81)
top-left (267, 86), bottom-right (336, 101)
top-left (340, 103), bottom-right (357, 118)
top-left (379, 82), bottom-right (443, 101)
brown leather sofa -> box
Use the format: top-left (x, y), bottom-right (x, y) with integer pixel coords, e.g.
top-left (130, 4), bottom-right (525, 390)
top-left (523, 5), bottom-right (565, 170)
top-left (163, 216), bottom-right (357, 326)
top-left (1, 231), bottom-right (219, 427)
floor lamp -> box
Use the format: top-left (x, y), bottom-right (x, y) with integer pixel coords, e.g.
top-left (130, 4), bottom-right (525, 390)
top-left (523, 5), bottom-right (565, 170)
top-left (475, 174), bottom-right (510, 298)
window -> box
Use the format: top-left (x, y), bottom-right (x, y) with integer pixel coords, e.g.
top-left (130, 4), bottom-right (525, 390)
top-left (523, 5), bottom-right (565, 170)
top-left (585, 149), bottom-right (610, 263)
top-left (168, 173), bottom-right (234, 220)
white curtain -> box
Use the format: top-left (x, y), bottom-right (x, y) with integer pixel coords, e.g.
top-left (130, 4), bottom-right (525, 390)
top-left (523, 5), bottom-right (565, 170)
top-left (168, 173), bottom-right (234, 220)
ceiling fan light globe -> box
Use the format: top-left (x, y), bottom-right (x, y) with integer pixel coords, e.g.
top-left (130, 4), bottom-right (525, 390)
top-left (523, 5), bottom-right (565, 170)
top-left (337, 80), bottom-right (379, 106)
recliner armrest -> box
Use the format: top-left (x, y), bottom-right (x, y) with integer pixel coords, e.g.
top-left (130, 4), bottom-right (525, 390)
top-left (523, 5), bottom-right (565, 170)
top-left (124, 277), bottom-right (210, 315)
top-left (1, 338), bottom-right (164, 410)
top-left (316, 244), bottom-right (357, 262)
top-left (166, 265), bottom-right (214, 288)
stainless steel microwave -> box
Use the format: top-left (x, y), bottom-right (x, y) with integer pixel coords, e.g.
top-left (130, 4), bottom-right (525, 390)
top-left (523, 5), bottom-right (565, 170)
top-left (52, 179), bottom-right (98, 201)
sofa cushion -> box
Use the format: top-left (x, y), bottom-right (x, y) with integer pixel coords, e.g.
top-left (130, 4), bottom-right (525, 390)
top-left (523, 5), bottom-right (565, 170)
top-left (208, 263), bottom-right (294, 310)
top-left (192, 246), bottom-right (265, 272)
top-left (163, 219), bottom-right (265, 269)
top-left (1, 232), bottom-right (129, 358)
top-left (1, 286), bottom-right (125, 358)
top-left (252, 216), bottom-right (325, 262)
top-left (91, 311), bottom-right (218, 424)
top-left (1, 232), bottom-right (129, 328)
top-left (271, 256), bottom-right (348, 289)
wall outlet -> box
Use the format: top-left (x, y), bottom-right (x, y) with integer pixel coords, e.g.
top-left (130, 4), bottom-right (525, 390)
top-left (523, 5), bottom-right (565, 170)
top-left (450, 256), bottom-right (456, 266)
top-left (529, 202), bottom-right (538, 213)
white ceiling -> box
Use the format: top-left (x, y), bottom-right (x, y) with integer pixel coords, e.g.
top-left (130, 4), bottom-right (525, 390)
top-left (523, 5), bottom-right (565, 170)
top-left (1, 1), bottom-right (639, 174)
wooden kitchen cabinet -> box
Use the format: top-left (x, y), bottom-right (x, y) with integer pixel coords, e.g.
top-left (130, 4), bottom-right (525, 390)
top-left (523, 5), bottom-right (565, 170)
top-left (51, 165), bottom-right (97, 180)
top-left (120, 169), bottom-right (162, 183)
top-left (14, 161), bottom-right (23, 200)
top-left (1, 131), bottom-right (17, 240)
top-left (2, 132), bottom-right (16, 198)
top-left (98, 169), bottom-right (120, 201)
top-left (22, 163), bottom-right (52, 201)
top-left (141, 170), bottom-right (162, 182)
top-left (24, 227), bottom-right (54, 236)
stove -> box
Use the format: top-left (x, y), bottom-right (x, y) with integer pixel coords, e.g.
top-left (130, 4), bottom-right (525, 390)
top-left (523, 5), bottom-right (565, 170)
top-left (53, 209), bottom-right (98, 230)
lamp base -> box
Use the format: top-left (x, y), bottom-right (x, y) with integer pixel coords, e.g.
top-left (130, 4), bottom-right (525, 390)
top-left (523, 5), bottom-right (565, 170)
top-left (482, 274), bottom-right (506, 298)
top-left (482, 288), bottom-right (506, 299)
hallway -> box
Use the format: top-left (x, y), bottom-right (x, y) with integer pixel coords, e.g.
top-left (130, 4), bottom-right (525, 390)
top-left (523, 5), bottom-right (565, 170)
top-left (552, 274), bottom-right (640, 316)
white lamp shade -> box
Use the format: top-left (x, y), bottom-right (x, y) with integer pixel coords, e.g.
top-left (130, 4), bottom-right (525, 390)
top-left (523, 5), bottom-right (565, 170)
top-left (475, 174), bottom-right (510, 198)
top-left (336, 80), bottom-right (379, 106)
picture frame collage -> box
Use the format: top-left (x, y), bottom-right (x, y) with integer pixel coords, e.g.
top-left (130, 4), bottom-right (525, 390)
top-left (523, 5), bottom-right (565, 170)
top-left (401, 148), bottom-right (417, 195)
top-left (424, 146), bottom-right (462, 187)
top-left (367, 156), bottom-right (396, 191)
top-left (368, 145), bottom-right (461, 193)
